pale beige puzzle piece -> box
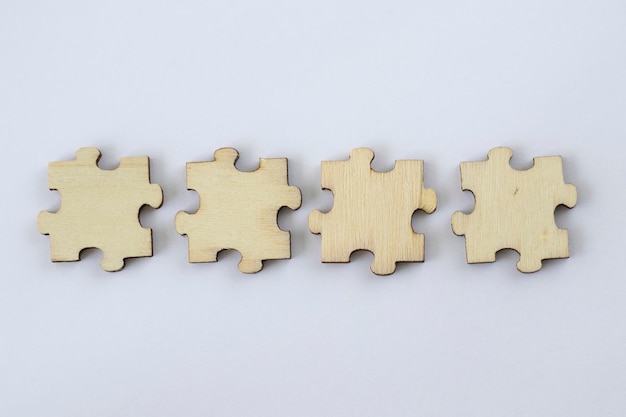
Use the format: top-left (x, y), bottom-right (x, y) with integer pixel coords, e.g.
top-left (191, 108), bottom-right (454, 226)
top-left (38, 147), bottom-right (163, 272)
top-left (308, 148), bottom-right (437, 275)
top-left (175, 148), bottom-right (302, 273)
top-left (451, 147), bottom-right (577, 273)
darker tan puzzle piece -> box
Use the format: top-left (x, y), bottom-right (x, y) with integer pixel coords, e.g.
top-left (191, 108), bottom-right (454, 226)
top-left (175, 148), bottom-right (301, 273)
top-left (451, 147), bottom-right (577, 273)
top-left (38, 147), bottom-right (163, 272)
top-left (309, 148), bottom-right (437, 275)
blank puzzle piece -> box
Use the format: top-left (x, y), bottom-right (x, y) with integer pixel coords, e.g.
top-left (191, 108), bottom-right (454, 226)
top-left (309, 148), bottom-right (437, 275)
top-left (38, 148), bottom-right (163, 271)
top-left (451, 147), bottom-right (577, 273)
top-left (175, 148), bottom-right (301, 273)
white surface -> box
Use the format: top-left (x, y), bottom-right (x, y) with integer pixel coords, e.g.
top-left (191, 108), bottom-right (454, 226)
top-left (1, 1), bottom-right (625, 416)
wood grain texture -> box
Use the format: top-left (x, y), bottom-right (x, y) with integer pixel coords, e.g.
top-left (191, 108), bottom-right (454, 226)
top-left (38, 147), bottom-right (163, 272)
top-left (175, 148), bottom-right (301, 273)
top-left (451, 147), bottom-right (577, 273)
top-left (309, 148), bottom-right (437, 275)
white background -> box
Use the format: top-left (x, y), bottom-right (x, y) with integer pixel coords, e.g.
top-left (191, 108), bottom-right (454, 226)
top-left (1, 0), bottom-right (625, 416)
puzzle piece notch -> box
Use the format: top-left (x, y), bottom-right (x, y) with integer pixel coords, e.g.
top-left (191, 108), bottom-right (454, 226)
top-left (309, 147), bottom-right (437, 275)
top-left (175, 148), bottom-right (301, 273)
top-left (451, 147), bottom-right (577, 273)
top-left (38, 147), bottom-right (163, 272)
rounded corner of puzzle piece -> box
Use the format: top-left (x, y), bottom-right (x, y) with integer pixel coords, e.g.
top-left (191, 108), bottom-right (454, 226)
top-left (284, 185), bottom-right (302, 210)
top-left (174, 211), bottom-right (192, 236)
top-left (450, 211), bottom-right (468, 236)
top-left (487, 146), bottom-right (513, 162)
top-left (100, 255), bottom-right (127, 272)
top-left (214, 147), bottom-right (239, 163)
top-left (37, 210), bottom-right (54, 235)
top-left (516, 255), bottom-right (544, 274)
top-left (308, 209), bottom-right (324, 234)
top-left (238, 258), bottom-right (264, 274)
top-left (421, 187), bottom-right (438, 213)
top-left (370, 257), bottom-right (397, 276)
top-left (75, 147), bottom-right (102, 163)
top-left (146, 183), bottom-right (164, 209)
top-left (561, 183), bottom-right (578, 208)
top-left (349, 147), bottom-right (375, 163)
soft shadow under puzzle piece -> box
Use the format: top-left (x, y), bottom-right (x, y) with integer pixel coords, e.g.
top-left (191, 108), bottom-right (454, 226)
top-left (308, 148), bottom-right (437, 275)
top-left (38, 148), bottom-right (163, 271)
top-left (451, 147), bottom-right (578, 273)
top-left (175, 148), bottom-right (302, 273)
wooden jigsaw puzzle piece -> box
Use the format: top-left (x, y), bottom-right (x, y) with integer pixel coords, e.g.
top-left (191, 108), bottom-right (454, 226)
top-left (175, 148), bottom-right (301, 273)
top-left (451, 147), bottom-right (577, 273)
top-left (309, 148), bottom-right (437, 275)
top-left (38, 147), bottom-right (163, 272)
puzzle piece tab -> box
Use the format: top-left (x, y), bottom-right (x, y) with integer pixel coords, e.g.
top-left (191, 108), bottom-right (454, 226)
top-left (308, 148), bottom-right (437, 275)
top-left (451, 147), bottom-right (577, 272)
top-left (38, 148), bottom-right (163, 271)
top-left (175, 148), bottom-right (301, 273)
